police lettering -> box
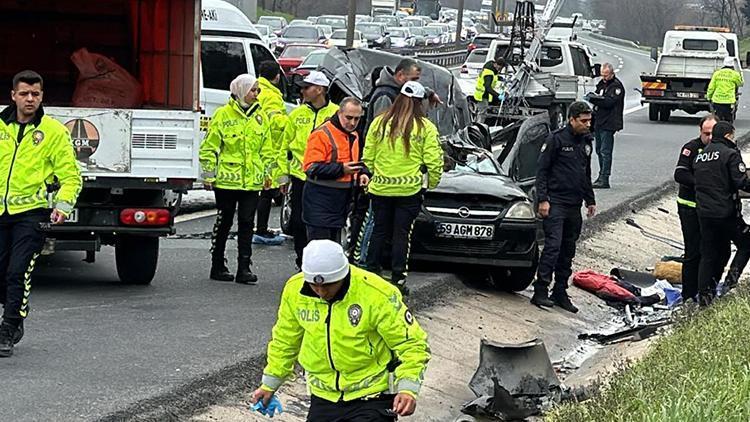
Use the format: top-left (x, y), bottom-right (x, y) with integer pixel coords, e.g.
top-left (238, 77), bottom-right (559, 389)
top-left (695, 151), bottom-right (720, 163)
top-left (561, 146), bottom-right (574, 152)
top-left (299, 308), bottom-right (320, 322)
top-left (296, 117), bottom-right (311, 125)
top-left (222, 120), bottom-right (239, 128)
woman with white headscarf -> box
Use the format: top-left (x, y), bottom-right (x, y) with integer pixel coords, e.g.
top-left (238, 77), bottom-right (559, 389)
top-left (199, 74), bottom-right (274, 285)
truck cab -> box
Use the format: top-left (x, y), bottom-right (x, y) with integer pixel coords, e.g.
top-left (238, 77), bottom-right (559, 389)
top-left (641, 26), bottom-right (741, 122)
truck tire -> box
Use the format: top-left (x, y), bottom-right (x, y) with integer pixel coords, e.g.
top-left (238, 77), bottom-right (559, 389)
top-left (648, 104), bottom-right (659, 121)
top-left (489, 248), bottom-right (539, 292)
top-left (115, 235), bottom-right (159, 285)
top-left (659, 106), bottom-right (671, 122)
top-left (280, 189), bottom-right (292, 235)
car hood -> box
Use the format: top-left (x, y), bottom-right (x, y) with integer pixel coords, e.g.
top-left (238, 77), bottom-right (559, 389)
top-left (317, 48), bottom-right (471, 136)
top-left (433, 171), bottom-right (528, 201)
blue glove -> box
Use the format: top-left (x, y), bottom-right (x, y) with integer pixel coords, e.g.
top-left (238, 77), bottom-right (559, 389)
top-left (251, 396), bottom-right (283, 418)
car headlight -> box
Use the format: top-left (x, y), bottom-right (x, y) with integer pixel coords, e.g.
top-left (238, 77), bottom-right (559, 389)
top-left (506, 202), bottom-right (536, 220)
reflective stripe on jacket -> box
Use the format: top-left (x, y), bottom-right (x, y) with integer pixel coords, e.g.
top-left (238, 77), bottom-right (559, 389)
top-left (707, 67), bottom-right (744, 105)
top-left (277, 101), bottom-right (339, 182)
top-left (303, 120), bottom-right (360, 189)
top-left (199, 98), bottom-right (274, 191)
top-left (0, 105), bottom-right (82, 216)
top-left (257, 77), bottom-right (289, 188)
top-left (261, 266), bottom-right (431, 402)
top-left (363, 116), bottom-right (444, 197)
top-left (473, 68), bottom-right (498, 102)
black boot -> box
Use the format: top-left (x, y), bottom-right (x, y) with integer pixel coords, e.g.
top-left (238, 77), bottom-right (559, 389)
top-left (210, 259), bottom-right (234, 282)
top-left (236, 257), bottom-right (258, 285)
top-left (698, 291), bottom-right (714, 308)
top-left (392, 273), bottom-right (410, 296)
top-left (551, 291), bottom-right (579, 313)
top-left (530, 283), bottom-right (554, 307)
top-left (13, 320), bottom-right (23, 345)
top-left (0, 321), bottom-right (16, 357)
top-left (592, 178), bottom-right (610, 189)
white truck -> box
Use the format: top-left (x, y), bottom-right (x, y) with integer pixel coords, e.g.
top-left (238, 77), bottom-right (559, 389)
top-left (640, 26), bottom-right (742, 122)
top-left (461, 37), bottom-right (599, 128)
top-left (372, 0), bottom-right (398, 16)
top-left (0, 0), bottom-right (205, 284)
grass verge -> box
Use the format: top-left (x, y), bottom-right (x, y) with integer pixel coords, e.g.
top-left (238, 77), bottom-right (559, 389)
top-left (257, 7), bottom-right (296, 23)
top-left (547, 286), bottom-right (750, 421)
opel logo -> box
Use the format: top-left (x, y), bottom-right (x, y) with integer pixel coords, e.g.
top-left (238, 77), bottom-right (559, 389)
top-left (458, 206), bottom-right (471, 218)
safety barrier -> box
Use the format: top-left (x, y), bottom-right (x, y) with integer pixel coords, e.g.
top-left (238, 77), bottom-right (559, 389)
top-left (382, 42), bottom-right (470, 68)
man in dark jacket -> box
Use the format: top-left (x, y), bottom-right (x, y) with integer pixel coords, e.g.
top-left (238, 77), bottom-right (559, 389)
top-left (586, 63), bottom-right (625, 189)
top-left (694, 121), bottom-right (750, 306)
top-left (532, 101), bottom-right (597, 313)
top-left (674, 114), bottom-right (716, 302)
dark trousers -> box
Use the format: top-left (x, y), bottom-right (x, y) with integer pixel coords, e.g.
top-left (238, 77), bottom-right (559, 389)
top-left (698, 216), bottom-right (750, 295)
top-left (536, 205), bottom-right (583, 295)
top-left (211, 188), bottom-right (260, 263)
top-left (0, 209), bottom-right (48, 322)
top-left (307, 226), bottom-right (342, 243)
top-left (349, 188), bottom-right (370, 261)
top-left (713, 103), bottom-right (734, 124)
top-left (256, 188), bottom-right (279, 234)
top-left (290, 177), bottom-right (308, 268)
top-left (594, 129), bottom-right (616, 180)
top-left (678, 204), bottom-right (701, 300)
top-left (365, 194), bottom-right (422, 284)
top-left (307, 394), bottom-right (397, 422)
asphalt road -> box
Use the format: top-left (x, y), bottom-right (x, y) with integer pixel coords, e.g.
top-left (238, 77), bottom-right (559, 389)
top-left (4, 34), bottom-right (750, 421)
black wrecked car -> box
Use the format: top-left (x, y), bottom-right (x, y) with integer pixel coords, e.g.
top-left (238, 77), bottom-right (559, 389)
top-left (281, 48), bottom-right (548, 291)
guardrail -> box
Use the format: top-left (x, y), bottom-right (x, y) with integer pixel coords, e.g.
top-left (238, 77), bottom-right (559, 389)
top-left (587, 32), bottom-right (641, 49)
top-left (382, 42), bottom-right (470, 68)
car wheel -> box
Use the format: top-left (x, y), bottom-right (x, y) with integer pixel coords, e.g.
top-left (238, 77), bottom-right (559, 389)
top-left (659, 106), bottom-right (671, 122)
top-left (489, 248), bottom-right (539, 292)
top-left (648, 103), bottom-right (659, 121)
top-left (116, 235), bottom-right (159, 285)
top-left (549, 104), bottom-right (566, 130)
top-left (280, 188), bottom-right (293, 235)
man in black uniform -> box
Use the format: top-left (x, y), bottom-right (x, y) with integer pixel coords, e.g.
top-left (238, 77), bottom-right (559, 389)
top-left (674, 114), bottom-right (717, 302)
top-left (532, 102), bottom-right (597, 313)
top-left (694, 121), bottom-right (750, 306)
top-left (586, 63), bottom-right (625, 189)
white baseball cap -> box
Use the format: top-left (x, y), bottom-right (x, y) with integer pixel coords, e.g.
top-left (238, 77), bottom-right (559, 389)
top-left (401, 80), bottom-right (426, 99)
top-left (724, 56), bottom-right (735, 67)
top-left (297, 70), bottom-right (331, 88)
top-left (301, 240), bottom-right (349, 285)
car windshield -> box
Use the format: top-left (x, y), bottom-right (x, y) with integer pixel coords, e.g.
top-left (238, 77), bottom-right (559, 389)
top-left (316, 25), bottom-right (332, 35)
top-left (255, 25), bottom-right (268, 35)
top-left (389, 29), bottom-right (408, 38)
top-left (453, 152), bottom-right (500, 175)
top-left (283, 27), bottom-right (318, 38)
top-left (281, 46), bottom-right (320, 58)
top-left (331, 30), bottom-right (349, 40)
top-left (424, 27), bottom-right (441, 36)
top-left (467, 50), bottom-right (487, 63)
top-left (318, 17), bottom-right (346, 28)
top-left (259, 18), bottom-right (282, 29)
top-left (301, 51), bottom-right (326, 67)
top-left (474, 37), bottom-right (494, 48)
top-left (357, 24), bottom-right (382, 34)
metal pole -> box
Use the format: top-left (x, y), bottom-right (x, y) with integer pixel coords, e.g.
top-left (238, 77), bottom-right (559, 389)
top-left (490, 0), bottom-right (499, 33)
top-left (456, 0), bottom-right (465, 45)
top-left (346, 0), bottom-right (357, 47)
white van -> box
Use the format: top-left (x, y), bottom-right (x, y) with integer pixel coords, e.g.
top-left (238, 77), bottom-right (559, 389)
top-left (200, 0), bottom-right (288, 120)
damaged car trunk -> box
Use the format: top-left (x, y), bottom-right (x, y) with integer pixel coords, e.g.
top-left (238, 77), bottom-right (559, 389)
top-left (287, 48), bottom-right (551, 291)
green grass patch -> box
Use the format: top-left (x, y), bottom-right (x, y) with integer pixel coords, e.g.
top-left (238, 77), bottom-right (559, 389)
top-left (257, 8), bottom-right (296, 23)
top-left (547, 287), bottom-right (750, 422)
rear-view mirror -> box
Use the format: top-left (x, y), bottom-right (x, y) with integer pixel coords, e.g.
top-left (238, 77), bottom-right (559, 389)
top-left (650, 47), bottom-right (658, 62)
top-left (593, 63), bottom-right (601, 77)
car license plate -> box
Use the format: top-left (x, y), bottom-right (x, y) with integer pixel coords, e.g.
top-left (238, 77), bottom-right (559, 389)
top-left (66, 208), bottom-right (79, 224)
top-left (436, 222), bottom-right (494, 239)
top-left (676, 92), bottom-right (700, 99)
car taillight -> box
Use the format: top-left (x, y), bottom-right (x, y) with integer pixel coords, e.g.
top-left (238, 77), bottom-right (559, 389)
top-left (643, 89), bottom-right (665, 97)
top-left (120, 208), bottom-right (171, 226)
top-left (467, 43), bottom-right (476, 51)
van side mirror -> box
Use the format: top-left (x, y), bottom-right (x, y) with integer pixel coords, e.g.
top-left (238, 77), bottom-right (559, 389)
top-left (593, 63), bottom-right (601, 77)
top-left (746, 52), bottom-right (750, 68)
top-left (650, 47), bottom-right (658, 62)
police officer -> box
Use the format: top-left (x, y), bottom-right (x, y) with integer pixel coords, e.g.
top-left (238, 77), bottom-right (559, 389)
top-left (302, 97), bottom-right (365, 242)
top-left (362, 81), bottom-right (444, 294)
top-left (277, 71), bottom-right (339, 268)
top-left (0, 70), bottom-right (82, 357)
top-left (255, 61), bottom-right (289, 241)
top-left (694, 121), bottom-right (750, 306)
top-left (586, 63), bottom-right (624, 189)
top-left (200, 74), bottom-right (274, 285)
top-left (250, 239), bottom-right (430, 421)
top-left (674, 114), bottom-right (717, 302)
top-left (707, 56), bottom-right (744, 123)
top-left (473, 57), bottom-right (507, 124)
top-left (532, 101), bottom-right (597, 313)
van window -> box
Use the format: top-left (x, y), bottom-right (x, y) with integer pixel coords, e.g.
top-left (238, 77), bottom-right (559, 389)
top-left (202, 40), bottom-right (248, 90)
top-left (683, 39), bottom-right (718, 51)
top-left (249, 44), bottom-right (277, 76)
top-left (540, 46), bottom-right (564, 67)
top-left (569, 46), bottom-right (593, 77)
top-left (727, 39), bottom-right (736, 57)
